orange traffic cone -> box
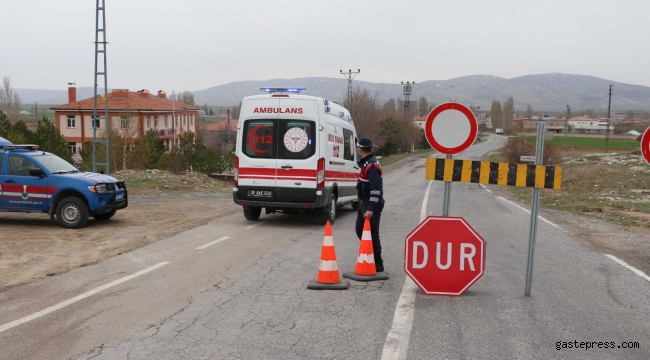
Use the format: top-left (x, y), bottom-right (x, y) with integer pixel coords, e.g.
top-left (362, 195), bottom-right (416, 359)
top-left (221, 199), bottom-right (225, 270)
top-left (307, 221), bottom-right (349, 290)
top-left (343, 218), bottom-right (389, 282)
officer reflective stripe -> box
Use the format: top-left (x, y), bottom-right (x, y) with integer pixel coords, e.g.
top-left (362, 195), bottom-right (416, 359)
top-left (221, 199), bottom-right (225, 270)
top-left (370, 190), bottom-right (381, 195)
top-left (358, 178), bottom-right (369, 182)
top-left (369, 197), bottom-right (379, 202)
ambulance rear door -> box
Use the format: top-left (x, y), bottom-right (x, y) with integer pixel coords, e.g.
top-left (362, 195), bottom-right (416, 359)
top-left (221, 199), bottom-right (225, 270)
top-left (238, 98), bottom-right (280, 200)
top-left (274, 98), bottom-right (320, 203)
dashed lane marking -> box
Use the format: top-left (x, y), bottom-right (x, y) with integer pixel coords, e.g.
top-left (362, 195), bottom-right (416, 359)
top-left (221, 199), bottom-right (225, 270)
top-left (480, 183), bottom-right (492, 193)
top-left (0, 262), bottom-right (170, 334)
top-left (246, 223), bottom-right (263, 230)
top-left (196, 236), bottom-right (231, 250)
top-left (381, 180), bottom-right (433, 360)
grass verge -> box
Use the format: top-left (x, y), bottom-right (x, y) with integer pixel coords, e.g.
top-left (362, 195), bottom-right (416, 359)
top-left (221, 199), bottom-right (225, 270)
top-left (525, 136), bottom-right (640, 149)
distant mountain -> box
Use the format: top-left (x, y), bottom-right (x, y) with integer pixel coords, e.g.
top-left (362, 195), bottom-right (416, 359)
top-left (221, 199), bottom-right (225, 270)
top-left (16, 73), bottom-right (650, 111)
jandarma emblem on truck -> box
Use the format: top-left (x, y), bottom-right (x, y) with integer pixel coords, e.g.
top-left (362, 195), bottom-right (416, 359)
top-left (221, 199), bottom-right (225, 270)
top-left (22, 185), bottom-right (29, 200)
top-left (253, 107), bottom-right (303, 114)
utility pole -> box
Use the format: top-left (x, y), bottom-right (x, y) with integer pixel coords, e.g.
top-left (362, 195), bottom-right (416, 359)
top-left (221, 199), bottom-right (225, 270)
top-left (92, 0), bottom-right (110, 174)
top-left (340, 69), bottom-right (360, 106)
top-left (401, 81), bottom-right (414, 116)
top-left (565, 105), bottom-right (571, 145)
top-left (34, 102), bottom-right (38, 117)
top-left (226, 109), bottom-right (231, 145)
top-left (605, 85), bottom-right (613, 154)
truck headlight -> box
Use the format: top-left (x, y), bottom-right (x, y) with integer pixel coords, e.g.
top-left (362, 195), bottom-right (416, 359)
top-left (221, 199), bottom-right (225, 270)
top-left (95, 184), bottom-right (107, 194)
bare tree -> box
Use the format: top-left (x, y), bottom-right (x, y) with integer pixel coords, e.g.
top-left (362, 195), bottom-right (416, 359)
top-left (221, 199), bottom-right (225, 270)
top-left (0, 76), bottom-right (21, 114)
top-left (342, 86), bottom-right (382, 142)
top-left (418, 96), bottom-right (429, 115)
top-left (526, 105), bottom-right (533, 119)
top-left (118, 108), bottom-right (139, 170)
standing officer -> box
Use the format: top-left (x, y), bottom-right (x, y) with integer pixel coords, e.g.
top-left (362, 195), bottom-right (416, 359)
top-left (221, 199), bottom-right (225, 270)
top-left (355, 137), bottom-right (385, 272)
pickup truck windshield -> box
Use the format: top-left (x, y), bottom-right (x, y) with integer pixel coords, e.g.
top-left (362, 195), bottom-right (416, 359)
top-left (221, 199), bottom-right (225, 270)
top-left (35, 155), bottom-right (78, 173)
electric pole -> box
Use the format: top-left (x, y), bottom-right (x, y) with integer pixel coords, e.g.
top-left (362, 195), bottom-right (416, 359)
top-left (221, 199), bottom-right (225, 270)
top-left (565, 105), bottom-right (571, 145)
top-left (605, 85), bottom-right (613, 154)
top-left (340, 69), bottom-right (360, 106)
top-left (226, 109), bottom-right (231, 145)
top-left (34, 102), bottom-right (38, 117)
top-left (401, 81), bottom-right (414, 116)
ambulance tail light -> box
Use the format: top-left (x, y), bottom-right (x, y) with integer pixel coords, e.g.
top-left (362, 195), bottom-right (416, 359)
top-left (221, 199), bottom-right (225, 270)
top-left (316, 157), bottom-right (325, 189)
top-left (234, 155), bottom-right (239, 186)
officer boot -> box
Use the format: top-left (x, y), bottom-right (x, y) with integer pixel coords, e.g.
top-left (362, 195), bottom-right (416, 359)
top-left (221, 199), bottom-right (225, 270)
top-left (375, 252), bottom-right (384, 272)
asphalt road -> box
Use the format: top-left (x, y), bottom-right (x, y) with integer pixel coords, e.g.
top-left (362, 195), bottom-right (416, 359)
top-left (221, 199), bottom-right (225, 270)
top-left (1, 134), bottom-right (649, 360)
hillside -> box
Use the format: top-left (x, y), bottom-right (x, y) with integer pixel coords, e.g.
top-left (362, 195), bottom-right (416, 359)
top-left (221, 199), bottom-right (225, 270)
top-left (16, 73), bottom-right (650, 111)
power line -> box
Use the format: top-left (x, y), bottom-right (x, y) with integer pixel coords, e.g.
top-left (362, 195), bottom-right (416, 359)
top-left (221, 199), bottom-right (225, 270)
top-left (209, 0), bottom-right (347, 69)
top-left (184, 0), bottom-right (339, 70)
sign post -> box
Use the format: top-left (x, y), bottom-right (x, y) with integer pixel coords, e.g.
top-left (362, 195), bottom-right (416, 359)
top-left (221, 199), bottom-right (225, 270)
top-left (525, 122), bottom-right (545, 297)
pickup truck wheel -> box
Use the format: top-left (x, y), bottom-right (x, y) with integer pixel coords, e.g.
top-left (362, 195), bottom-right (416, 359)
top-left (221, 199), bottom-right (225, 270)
top-left (319, 194), bottom-right (337, 225)
top-left (93, 209), bottom-right (116, 221)
top-left (56, 197), bottom-right (89, 229)
top-left (243, 206), bottom-right (261, 221)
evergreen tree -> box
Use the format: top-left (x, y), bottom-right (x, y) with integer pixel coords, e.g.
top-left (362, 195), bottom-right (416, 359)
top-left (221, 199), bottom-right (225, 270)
top-left (503, 96), bottom-right (515, 134)
top-left (32, 117), bottom-right (73, 163)
top-left (0, 111), bottom-right (11, 138)
top-left (141, 129), bottom-right (166, 169)
top-left (490, 100), bottom-right (503, 130)
top-left (7, 120), bottom-right (32, 144)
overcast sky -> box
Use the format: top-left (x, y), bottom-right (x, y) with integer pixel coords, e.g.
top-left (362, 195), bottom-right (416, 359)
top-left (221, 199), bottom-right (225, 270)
top-left (2, 0), bottom-right (649, 92)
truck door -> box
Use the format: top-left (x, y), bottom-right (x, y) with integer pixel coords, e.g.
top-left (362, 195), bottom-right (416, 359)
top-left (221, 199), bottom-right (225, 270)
top-left (275, 98), bottom-right (319, 203)
top-left (3, 155), bottom-right (49, 211)
top-left (238, 98), bottom-right (280, 201)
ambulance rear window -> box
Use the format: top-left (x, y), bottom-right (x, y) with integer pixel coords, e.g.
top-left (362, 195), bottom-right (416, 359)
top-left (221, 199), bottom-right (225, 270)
top-left (243, 120), bottom-right (275, 159)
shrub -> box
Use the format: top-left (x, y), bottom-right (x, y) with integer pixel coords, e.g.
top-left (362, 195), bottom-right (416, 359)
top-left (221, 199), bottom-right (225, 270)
top-left (503, 137), bottom-right (535, 164)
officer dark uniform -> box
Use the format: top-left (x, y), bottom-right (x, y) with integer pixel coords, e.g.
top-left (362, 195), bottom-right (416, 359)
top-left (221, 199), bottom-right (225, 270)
top-left (355, 137), bottom-right (385, 272)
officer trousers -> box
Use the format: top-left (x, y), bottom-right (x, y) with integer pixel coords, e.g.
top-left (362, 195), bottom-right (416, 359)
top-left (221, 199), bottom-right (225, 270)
top-left (355, 201), bottom-right (383, 265)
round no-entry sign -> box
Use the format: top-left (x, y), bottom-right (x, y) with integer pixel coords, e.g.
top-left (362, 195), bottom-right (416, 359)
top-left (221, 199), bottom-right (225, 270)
top-left (641, 127), bottom-right (650, 166)
top-left (404, 216), bottom-right (485, 296)
top-left (425, 102), bottom-right (478, 155)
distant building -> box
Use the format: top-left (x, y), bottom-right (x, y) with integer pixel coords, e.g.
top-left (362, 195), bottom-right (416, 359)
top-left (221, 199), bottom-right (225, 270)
top-left (414, 114), bottom-right (427, 129)
top-left (51, 84), bottom-right (199, 161)
top-left (568, 116), bottom-right (614, 134)
top-left (199, 119), bottom-right (239, 153)
top-left (523, 114), bottom-right (565, 132)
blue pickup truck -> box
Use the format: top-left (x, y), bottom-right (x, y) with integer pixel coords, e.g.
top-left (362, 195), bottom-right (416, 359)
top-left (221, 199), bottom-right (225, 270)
top-left (0, 138), bottom-right (128, 228)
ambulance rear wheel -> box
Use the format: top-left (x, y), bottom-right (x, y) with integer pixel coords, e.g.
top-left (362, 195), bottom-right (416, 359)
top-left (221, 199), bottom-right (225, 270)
top-left (243, 206), bottom-right (261, 221)
top-left (319, 194), bottom-right (337, 225)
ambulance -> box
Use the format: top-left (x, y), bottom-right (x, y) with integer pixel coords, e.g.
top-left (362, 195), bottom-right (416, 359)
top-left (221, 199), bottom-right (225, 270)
top-left (233, 88), bottom-right (360, 225)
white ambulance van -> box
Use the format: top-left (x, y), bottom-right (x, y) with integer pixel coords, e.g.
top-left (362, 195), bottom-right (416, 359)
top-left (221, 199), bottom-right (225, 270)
top-left (233, 88), bottom-right (360, 225)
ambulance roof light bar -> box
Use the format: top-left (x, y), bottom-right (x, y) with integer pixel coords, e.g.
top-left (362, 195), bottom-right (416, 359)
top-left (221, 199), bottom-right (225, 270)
top-left (260, 87), bottom-right (307, 94)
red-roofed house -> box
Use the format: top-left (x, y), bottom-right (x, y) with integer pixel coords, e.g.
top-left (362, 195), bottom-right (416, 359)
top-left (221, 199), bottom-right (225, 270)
top-left (199, 119), bottom-right (238, 153)
top-left (50, 85), bottom-right (199, 160)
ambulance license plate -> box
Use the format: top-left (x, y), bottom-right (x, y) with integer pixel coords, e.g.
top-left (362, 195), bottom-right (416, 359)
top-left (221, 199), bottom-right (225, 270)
top-left (247, 190), bottom-right (272, 198)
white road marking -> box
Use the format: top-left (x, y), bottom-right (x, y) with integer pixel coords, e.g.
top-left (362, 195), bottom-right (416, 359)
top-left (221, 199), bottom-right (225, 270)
top-left (480, 183), bottom-right (492, 193)
top-left (381, 180), bottom-right (433, 360)
top-left (196, 236), bottom-right (231, 250)
top-left (0, 262), bottom-right (170, 335)
top-left (605, 255), bottom-right (650, 284)
top-left (496, 196), bottom-right (561, 229)
top-left (246, 223), bottom-right (263, 230)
